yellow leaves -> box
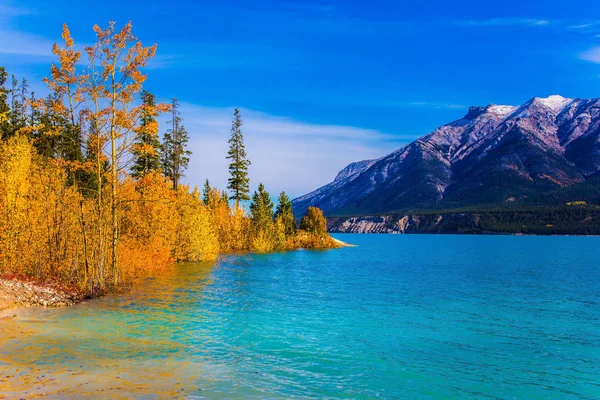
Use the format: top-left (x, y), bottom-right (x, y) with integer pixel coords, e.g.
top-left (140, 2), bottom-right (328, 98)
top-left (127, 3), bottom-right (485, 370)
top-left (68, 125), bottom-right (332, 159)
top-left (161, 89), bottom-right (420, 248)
top-left (177, 202), bottom-right (219, 262)
top-left (156, 103), bottom-right (171, 113)
top-left (132, 142), bottom-right (159, 157)
top-left (0, 20), bottom-right (342, 294)
top-left (0, 135), bottom-right (32, 212)
top-left (0, 136), bottom-right (81, 278)
top-left (0, 136), bottom-right (338, 291)
top-left (61, 24), bottom-right (74, 48)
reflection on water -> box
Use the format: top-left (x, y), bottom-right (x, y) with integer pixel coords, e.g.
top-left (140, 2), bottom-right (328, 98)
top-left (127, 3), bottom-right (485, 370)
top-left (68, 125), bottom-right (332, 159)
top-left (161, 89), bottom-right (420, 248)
top-left (1, 262), bottom-right (218, 398)
top-left (1, 235), bottom-right (600, 399)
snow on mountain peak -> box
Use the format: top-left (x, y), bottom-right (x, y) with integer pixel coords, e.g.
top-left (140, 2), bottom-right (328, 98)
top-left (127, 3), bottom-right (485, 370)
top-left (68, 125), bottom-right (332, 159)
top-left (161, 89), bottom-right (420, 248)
top-left (534, 95), bottom-right (572, 113)
top-left (486, 105), bottom-right (517, 116)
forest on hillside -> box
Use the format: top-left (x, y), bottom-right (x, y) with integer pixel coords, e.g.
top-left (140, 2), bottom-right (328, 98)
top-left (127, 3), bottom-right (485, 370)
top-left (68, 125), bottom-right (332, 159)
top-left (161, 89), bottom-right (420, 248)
top-left (0, 22), bottom-right (336, 296)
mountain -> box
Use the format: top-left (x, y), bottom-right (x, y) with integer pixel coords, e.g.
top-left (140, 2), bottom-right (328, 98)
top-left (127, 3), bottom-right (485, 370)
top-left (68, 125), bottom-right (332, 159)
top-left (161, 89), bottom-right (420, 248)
top-left (292, 95), bottom-right (600, 228)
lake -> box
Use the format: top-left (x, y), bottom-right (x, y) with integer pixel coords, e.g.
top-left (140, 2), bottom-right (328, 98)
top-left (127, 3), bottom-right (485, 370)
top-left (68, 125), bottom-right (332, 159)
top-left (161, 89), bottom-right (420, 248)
top-left (1, 234), bottom-right (599, 399)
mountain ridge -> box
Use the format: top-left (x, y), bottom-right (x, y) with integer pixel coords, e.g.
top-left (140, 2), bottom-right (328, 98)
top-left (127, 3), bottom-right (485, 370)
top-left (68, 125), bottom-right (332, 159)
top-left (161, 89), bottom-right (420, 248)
top-left (292, 95), bottom-right (600, 222)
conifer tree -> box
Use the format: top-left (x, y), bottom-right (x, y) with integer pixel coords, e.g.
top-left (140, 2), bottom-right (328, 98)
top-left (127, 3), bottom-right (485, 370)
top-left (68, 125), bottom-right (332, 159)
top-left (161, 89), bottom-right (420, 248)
top-left (202, 178), bottom-right (212, 205)
top-left (9, 75), bottom-right (23, 136)
top-left (29, 91), bottom-right (39, 132)
top-left (250, 183), bottom-right (274, 229)
top-left (162, 98), bottom-right (191, 190)
top-left (275, 191), bottom-right (296, 236)
top-left (220, 190), bottom-right (230, 209)
top-left (226, 108), bottom-right (251, 205)
top-left (19, 78), bottom-right (29, 129)
top-left (34, 94), bottom-right (61, 158)
top-left (131, 91), bottom-right (162, 178)
top-left (0, 67), bottom-right (9, 138)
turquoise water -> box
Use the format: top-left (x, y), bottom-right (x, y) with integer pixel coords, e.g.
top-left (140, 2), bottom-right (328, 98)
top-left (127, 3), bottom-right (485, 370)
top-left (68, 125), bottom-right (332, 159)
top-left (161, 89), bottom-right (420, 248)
top-left (1, 234), bottom-right (600, 398)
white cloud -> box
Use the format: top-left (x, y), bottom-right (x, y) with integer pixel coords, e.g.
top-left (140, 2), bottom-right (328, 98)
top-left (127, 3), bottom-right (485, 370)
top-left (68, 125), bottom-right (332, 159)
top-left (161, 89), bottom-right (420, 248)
top-left (0, 2), bottom-right (31, 20)
top-left (407, 101), bottom-right (465, 110)
top-left (567, 23), bottom-right (595, 29)
top-left (0, 29), bottom-right (54, 57)
top-left (456, 18), bottom-right (550, 27)
top-left (579, 46), bottom-right (600, 64)
top-left (0, 2), bottom-right (53, 58)
top-left (171, 103), bottom-right (406, 198)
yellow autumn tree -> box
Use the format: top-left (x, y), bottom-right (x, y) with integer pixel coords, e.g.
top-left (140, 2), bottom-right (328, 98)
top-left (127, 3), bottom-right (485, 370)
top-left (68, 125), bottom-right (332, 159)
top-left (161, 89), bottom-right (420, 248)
top-left (0, 134), bottom-right (32, 274)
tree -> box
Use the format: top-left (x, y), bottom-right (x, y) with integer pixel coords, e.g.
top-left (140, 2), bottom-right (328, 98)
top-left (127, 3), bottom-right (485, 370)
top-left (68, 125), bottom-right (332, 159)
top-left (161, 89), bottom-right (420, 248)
top-left (0, 67), bottom-right (9, 138)
top-left (162, 98), bottom-right (191, 190)
top-left (300, 206), bottom-right (328, 235)
top-left (249, 183), bottom-right (275, 251)
top-left (275, 191), bottom-right (296, 237)
top-left (8, 75), bottom-right (25, 136)
top-left (18, 78), bottom-right (29, 130)
top-left (250, 183), bottom-right (274, 229)
top-left (202, 179), bottom-right (212, 205)
top-left (220, 190), bottom-right (229, 208)
top-left (226, 108), bottom-right (251, 205)
top-left (45, 22), bottom-right (159, 287)
top-left (91, 22), bottom-right (157, 285)
top-left (131, 90), bottom-right (162, 178)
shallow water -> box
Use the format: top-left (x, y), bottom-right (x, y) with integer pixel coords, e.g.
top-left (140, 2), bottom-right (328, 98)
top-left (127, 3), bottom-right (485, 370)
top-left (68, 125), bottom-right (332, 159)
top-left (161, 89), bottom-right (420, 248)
top-left (1, 234), bottom-right (600, 399)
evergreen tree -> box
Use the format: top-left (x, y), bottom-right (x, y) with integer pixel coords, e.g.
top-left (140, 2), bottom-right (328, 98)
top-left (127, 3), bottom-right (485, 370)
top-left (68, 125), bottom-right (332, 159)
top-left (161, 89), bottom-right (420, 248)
top-left (29, 91), bottom-right (39, 132)
top-left (9, 75), bottom-right (23, 136)
top-left (33, 94), bottom-right (61, 158)
top-left (220, 190), bottom-right (229, 209)
top-left (131, 91), bottom-right (162, 178)
top-left (275, 191), bottom-right (296, 236)
top-left (61, 119), bottom-right (85, 165)
top-left (226, 108), bottom-right (251, 204)
top-left (202, 179), bottom-right (212, 205)
top-left (162, 98), bottom-right (191, 189)
top-left (0, 67), bottom-right (9, 138)
top-left (19, 78), bottom-right (29, 129)
top-left (250, 183), bottom-right (274, 229)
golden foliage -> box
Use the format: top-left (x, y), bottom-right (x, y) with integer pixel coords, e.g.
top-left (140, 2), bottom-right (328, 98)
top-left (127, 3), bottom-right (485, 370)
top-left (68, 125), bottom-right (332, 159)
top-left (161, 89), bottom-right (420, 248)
top-left (0, 22), bottom-right (340, 296)
top-left (300, 206), bottom-right (328, 235)
top-left (0, 139), bottom-right (338, 294)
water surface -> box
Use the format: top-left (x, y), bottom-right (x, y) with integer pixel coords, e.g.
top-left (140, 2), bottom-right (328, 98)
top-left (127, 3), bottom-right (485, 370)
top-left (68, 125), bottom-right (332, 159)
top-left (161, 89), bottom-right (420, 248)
top-left (1, 234), bottom-right (599, 399)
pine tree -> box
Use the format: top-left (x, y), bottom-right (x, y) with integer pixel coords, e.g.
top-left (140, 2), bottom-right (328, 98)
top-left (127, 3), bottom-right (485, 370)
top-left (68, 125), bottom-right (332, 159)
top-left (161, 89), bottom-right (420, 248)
top-left (34, 94), bottom-right (61, 158)
top-left (250, 183), bottom-right (274, 229)
top-left (9, 75), bottom-right (23, 136)
top-left (19, 78), bottom-right (29, 129)
top-left (202, 179), bottom-right (212, 205)
top-left (29, 91), bottom-right (39, 132)
top-left (275, 191), bottom-right (296, 236)
top-left (0, 67), bottom-right (9, 138)
top-left (162, 98), bottom-right (191, 189)
top-left (220, 190), bottom-right (230, 209)
top-left (131, 91), bottom-right (162, 178)
top-left (226, 108), bottom-right (251, 205)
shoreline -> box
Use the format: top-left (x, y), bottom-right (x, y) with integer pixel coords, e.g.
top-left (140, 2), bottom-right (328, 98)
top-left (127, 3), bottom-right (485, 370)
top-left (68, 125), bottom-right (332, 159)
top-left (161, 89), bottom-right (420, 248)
top-left (0, 239), bottom-right (352, 314)
top-left (0, 278), bottom-right (84, 315)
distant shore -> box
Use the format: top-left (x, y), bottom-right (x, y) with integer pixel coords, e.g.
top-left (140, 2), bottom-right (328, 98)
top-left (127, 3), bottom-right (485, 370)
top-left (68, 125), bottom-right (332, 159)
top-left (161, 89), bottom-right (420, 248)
top-left (327, 208), bottom-right (600, 236)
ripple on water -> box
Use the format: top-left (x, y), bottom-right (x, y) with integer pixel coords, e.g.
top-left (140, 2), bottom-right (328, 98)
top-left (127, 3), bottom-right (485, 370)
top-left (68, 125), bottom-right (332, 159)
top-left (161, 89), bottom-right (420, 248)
top-left (1, 235), bottom-right (600, 399)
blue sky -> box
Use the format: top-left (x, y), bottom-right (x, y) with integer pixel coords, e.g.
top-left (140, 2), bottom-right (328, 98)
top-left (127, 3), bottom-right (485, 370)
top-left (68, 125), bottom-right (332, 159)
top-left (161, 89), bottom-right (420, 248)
top-left (1, 0), bottom-right (600, 197)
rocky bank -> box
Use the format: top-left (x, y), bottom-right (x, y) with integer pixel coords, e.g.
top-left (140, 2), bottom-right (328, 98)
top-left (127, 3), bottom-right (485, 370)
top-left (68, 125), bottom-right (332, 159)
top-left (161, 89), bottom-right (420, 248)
top-left (0, 279), bottom-right (82, 313)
